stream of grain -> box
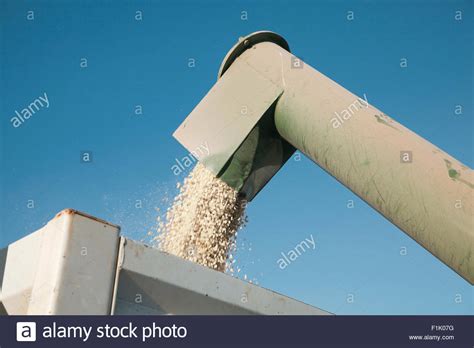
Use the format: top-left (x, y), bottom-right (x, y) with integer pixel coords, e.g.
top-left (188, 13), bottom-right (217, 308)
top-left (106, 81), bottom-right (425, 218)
top-left (154, 163), bottom-right (247, 272)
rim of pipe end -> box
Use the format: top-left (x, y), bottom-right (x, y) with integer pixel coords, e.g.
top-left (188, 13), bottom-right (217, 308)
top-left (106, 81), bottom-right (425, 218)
top-left (214, 31), bottom-right (295, 202)
top-left (217, 31), bottom-right (291, 79)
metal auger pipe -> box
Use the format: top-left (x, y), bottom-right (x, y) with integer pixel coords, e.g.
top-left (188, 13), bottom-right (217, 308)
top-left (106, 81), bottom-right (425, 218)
top-left (174, 32), bottom-right (474, 284)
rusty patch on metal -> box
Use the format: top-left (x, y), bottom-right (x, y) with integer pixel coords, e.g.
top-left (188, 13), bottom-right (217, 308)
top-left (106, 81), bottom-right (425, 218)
top-left (54, 208), bottom-right (120, 229)
top-left (374, 113), bottom-right (401, 132)
top-left (444, 159), bottom-right (474, 189)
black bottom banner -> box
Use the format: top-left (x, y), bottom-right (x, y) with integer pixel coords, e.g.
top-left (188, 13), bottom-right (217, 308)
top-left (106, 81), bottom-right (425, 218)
top-left (2, 315), bottom-right (472, 347)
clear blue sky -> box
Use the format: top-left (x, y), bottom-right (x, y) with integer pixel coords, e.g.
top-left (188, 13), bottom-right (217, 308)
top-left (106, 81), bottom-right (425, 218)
top-left (1, 0), bottom-right (472, 315)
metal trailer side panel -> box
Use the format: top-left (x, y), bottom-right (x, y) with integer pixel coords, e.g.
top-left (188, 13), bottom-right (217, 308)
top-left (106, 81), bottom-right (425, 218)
top-left (114, 238), bottom-right (330, 315)
top-left (0, 247), bottom-right (8, 314)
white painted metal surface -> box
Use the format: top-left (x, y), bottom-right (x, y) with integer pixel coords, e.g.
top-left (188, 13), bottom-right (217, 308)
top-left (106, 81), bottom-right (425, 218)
top-left (1, 209), bottom-right (120, 314)
top-left (173, 58), bottom-right (283, 176)
top-left (113, 238), bottom-right (329, 315)
top-left (0, 210), bottom-right (330, 315)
